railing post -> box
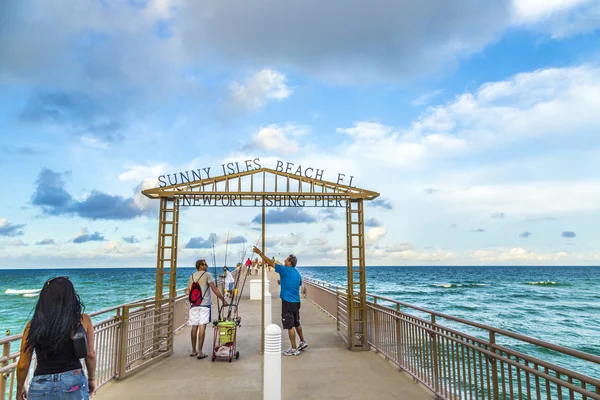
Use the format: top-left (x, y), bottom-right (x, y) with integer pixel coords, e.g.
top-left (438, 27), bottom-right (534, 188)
top-left (113, 308), bottom-right (121, 378)
top-left (373, 298), bottom-right (380, 350)
top-left (489, 331), bottom-right (500, 400)
top-left (395, 304), bottom-right (403, 369)
top-left (118, 305), bottom-right (130, 379)
top-left (335, 288), bottom-right (340, 332)
top-left (0, 342), bottom-right (9, 400)
top-left (430, 315), bottom-right (440, 395)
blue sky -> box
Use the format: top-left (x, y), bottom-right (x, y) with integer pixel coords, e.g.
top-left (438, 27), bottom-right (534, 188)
top-left (1, 0), bottom-right (600, 268)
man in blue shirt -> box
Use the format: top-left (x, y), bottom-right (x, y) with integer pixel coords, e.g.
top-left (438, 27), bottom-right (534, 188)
top-left (253, 247), bottom-right (308, 356)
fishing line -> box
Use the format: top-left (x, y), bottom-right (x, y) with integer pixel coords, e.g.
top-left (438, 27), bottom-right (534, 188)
top-left (231, 234), bottom-right (262, 312)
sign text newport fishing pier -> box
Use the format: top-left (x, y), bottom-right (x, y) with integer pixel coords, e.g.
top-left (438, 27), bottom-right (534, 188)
top-left (157, 158), bottom-right (356, 207)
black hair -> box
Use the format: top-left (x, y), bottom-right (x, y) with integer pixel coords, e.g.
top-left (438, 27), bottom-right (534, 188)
top-left (26, 277), bottom-right (84, 359)
top-left (288, 254), bottom-right (298, 267)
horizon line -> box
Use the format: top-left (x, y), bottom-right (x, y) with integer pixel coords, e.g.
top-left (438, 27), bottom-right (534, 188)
top-left (1, 265), bottom-right (599, 271)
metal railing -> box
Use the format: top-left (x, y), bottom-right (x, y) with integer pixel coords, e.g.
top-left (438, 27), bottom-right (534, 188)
top-left (303, 277), bottom-right (600, 400)
top-left (0, 289), bottom-right (189, 400)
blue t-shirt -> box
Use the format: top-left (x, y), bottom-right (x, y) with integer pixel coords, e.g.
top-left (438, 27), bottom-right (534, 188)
top-left (275, 263), bottom-right (302, 303)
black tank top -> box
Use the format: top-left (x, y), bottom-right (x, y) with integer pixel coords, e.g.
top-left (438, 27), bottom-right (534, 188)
top-left (34, 335), bottom-right (82, 376)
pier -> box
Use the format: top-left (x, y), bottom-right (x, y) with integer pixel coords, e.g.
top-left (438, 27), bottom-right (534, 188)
top-left (94, 271), bottom-right (431, 400)
top-left (3, 269), bottom-right (600, 399)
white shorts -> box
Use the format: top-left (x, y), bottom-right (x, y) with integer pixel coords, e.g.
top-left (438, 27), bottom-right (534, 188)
top-left (188, 306), bottom-right (211, 326)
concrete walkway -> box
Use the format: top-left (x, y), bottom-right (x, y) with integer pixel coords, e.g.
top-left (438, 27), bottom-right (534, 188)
top-left (96, 272), bottom-right (432, 400)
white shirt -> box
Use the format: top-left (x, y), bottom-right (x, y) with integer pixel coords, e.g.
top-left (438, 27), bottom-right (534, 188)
top-left (224, 270), bottom-right (234, 285)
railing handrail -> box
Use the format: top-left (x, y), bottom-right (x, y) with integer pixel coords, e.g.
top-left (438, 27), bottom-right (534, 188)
top-left (0, 287), bottom-right (188, 345)
top-left (303, 276), bottom-right (600, 400)
top-left (370, 295), bottom-right (600, 389)
top-left (303, 277), bottom-right (600, 365)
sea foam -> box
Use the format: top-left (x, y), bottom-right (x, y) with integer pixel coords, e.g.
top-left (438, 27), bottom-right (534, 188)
top-left (5, 288), bottom-right (41, 295)
top-left (432, 283), bottom-right (488, 289)
top-left (525, 281), bottom-right (557, 285)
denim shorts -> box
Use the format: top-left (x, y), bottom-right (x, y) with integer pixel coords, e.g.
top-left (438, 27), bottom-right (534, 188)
top-left (28, 369), bottom-right (89, 399)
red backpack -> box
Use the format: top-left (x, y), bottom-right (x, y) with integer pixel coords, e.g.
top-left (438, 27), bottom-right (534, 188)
top-left (189, 272), bottom-right (207, 306)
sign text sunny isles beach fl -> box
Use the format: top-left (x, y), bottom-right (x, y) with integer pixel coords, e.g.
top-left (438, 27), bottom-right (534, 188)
top-left (157, 158), bottom-right (356, 208)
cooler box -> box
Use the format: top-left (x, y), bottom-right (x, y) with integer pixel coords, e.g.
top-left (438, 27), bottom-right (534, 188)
top-left (249, 279), bottom-right (270, 300)
top-left (218, 321), bottom-right (236, 344)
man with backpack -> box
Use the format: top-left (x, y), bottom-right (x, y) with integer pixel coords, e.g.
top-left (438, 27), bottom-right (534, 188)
top-left (186, 259), bottom-right (228, 359)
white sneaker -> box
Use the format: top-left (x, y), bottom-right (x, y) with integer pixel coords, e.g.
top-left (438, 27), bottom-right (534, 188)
top-left (298, 341), bottom-right (308, 351)
top-left (283, 348), bottom-right (300, 356)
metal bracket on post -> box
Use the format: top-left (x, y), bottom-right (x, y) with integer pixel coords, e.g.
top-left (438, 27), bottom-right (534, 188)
top-left (488, 331), bottom-right (500, 400)
top-left (117, 305), bottom-right (130, 380)
top-left (429, 315), bottom-right (440, 395)
top-left (0, 342), bottom-right (10, 399)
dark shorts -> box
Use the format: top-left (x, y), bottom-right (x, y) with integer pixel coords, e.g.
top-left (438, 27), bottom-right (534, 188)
top-left (281, 300), bottom-right (301, 329)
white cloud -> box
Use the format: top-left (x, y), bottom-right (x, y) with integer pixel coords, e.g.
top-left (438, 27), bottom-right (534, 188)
top-left (81, 136), bottom-right (109, 149)
top-left (336, 121), bottom-right (467, 169)
top-left (408, 66), bottom-right (600, 151)
top-left (229, 69), bottom-right (292, 112)
top-left (251, 124), bottom-right (308, 152)
top-left (366, 227), bottom-right (387, 245)
top-left (307, 237), bottom-right (328, 247)
top-left (334, 66), bottom-right (600, 171)
top-left (472, 247), bottom-right (569, 263)
top-left (412, 89), bottom-right (445, 106)
top-left (279, 233), bottom-right (303, 246)
top-left (370, 246), bottom-right (457, 262)
top-left (512, 0), bottom-right (600, 37)
top-left (513, 0), bottom-right (590, 21)
top-left (386, 242), bottom-right (415, 253)
top-left (424, 180), bottom-right (600, 216)
top-left (119, 164), bottom-right (167, 182)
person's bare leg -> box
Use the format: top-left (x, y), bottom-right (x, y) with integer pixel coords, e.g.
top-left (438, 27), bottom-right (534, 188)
top-left (288, 328), bottom-right (297, 349)
top-left (190, 326), bottom-right (198, 354)
top-left (198, 324), bottom-right (207, 356)
top-left (295, 324), bottom-right (305, 342)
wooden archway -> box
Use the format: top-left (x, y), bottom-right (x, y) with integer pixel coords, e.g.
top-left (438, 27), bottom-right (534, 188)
top-left (142, 167), bottom-right (380, 351)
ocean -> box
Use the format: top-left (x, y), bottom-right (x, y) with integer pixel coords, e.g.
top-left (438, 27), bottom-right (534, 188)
top-left (1, 266), bottom-right (599, 376)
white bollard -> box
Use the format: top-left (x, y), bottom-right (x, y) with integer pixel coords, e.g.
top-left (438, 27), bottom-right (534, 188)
top-left (264, 291), bottom-right (272, 331)
top-left (264, 324), bottom-right (282, 400)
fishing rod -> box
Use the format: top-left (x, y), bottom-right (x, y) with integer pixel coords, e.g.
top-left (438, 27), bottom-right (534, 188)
top-left (224, 230), bottom-right (230, 268)
top-left (229, 234), bottom-right (262, 316)
top-left (227, 238), bottom-right (247, 320)
top-left (212, 236), bottom-right (217, 286)
top-left (211, 235), bottom-right (223, 321)
top-left (218, 231), bottom-right (231, 320)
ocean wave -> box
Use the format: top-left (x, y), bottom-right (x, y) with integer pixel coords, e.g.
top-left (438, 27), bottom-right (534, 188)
top-left (524, 281), bottom-right (564, 286)
top-left (431, 283), bottom-right (488, 289)
top-left (5, 288), bottom-right (41, 295)
top-left (23, 293), bottom-right (39, 298)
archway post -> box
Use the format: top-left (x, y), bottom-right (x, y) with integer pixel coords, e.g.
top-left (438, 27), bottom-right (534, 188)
top-left (153, 197), bottom-right (180, 353)
top-left (346, 199), bottom-right (367, 350)
top-left (155, 197), bottom-right (180, 300)
top-left (261, 200), bottom-right (266, 354)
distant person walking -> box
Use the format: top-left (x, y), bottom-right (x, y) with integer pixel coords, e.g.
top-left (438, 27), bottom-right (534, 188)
top-left (223, 266), bottom-right (235, 298)
top-left (186, 259), bottom-right (227, 359)
top-left (253, 247), bottom-right (307, 356)
top-left (245, 257), bottom-right (252, 274)
top-left (254, 258), bottom-right (260, 276)
top-left (16, 277), bottom-right (97, 399)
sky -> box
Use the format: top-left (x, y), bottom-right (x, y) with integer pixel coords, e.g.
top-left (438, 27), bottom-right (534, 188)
top-left (1, 0), bottom-right (600, 268)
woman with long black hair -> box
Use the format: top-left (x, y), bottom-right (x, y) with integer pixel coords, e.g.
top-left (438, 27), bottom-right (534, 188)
top-left (16, 277), bottom-right (96, 399)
